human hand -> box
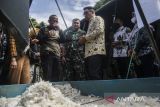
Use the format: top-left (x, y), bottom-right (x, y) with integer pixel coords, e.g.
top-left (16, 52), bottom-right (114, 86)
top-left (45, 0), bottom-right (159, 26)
top-left (31, 39), bottom-right (39, 44)
top-left (10, 57), bottom-right (17, 69)
top-left (78, 36), bottom-right (86, 45)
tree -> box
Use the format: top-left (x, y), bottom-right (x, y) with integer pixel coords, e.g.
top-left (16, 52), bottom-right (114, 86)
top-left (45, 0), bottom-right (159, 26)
top-left (94, 0), bottom-right (112, 10)
top-left (30, 17), bottom-right (40, 28)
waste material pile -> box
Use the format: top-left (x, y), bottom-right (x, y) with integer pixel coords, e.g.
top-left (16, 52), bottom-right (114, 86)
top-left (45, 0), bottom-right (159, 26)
top-left (0, 81), bottom-right (160, 107)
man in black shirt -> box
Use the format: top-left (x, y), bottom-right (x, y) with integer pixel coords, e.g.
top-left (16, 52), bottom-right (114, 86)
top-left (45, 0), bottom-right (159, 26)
top-left (32, 15), bottom-right (65, 81)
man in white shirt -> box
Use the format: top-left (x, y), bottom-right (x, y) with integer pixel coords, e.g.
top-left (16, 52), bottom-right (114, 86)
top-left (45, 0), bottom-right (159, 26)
top-left (112, 18), bottom-right (131, 79)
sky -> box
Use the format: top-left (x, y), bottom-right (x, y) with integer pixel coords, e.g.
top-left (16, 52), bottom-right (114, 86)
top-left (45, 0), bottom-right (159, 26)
top-left (29, 0), bottom-right (100, 29)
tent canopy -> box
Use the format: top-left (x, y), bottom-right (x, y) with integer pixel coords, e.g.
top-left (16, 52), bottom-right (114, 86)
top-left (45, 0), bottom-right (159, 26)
top-left (96, 0), bottom-right (134, 31)
top-left (0, 0), bottom-right (29, 50)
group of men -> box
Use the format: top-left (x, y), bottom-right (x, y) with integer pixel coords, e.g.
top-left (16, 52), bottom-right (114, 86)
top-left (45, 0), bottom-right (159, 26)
top-left (0, 6), bottom-right (157, 84)
top-left (30, 6), bottom-right (106, 82)
top-left (112, 13), bottom-right (155, 79)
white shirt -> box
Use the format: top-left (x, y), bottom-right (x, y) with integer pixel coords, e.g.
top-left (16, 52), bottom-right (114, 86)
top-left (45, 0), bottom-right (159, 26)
top-left (113, 26), bottom-right (129, 58)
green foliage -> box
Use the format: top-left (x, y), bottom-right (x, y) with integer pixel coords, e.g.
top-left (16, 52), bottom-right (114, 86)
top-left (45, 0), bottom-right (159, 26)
top-left (29, 17), bottom-right (48, 28)
top-left (94, 0), bottom-right (112, 10)
top-left (30, 17), bottom-right (40, 28)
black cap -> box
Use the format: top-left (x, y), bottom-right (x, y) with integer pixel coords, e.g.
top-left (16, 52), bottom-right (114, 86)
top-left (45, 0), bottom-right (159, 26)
top-left (49, 15), bottom-right (57, 20)
top-left (83, 6), bottom-right (95, 11)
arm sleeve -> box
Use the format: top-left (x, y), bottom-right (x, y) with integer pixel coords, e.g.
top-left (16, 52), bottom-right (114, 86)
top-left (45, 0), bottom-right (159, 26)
top-left (123, 27), bottom-right (131, 42)
top-left (85, 16), bottom-right (105, 41)
top-left (9, 35), bottom-right (17, 57)
top-left (135, 29), bottom-right (150, 53)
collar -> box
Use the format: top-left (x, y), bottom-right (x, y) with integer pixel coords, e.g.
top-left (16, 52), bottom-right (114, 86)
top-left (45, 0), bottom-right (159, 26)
top-left (70, 27), bottom-right (81, 32)
top-left (89, 15), bottom-right (96, 22)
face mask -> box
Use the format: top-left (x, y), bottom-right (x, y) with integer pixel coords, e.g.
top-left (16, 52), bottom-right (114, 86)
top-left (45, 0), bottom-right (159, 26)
top-left (131, 17), bottom-right (136, 24)
top-left (112, 23), bottom-right (120, 33)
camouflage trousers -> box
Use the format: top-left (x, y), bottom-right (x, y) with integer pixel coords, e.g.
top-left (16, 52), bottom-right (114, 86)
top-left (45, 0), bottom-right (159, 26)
top-left (64, 59), bottom-right (86, 81)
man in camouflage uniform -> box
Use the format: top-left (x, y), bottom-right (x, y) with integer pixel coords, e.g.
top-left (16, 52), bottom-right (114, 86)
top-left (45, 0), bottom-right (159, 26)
top-left (63, 18), bottom-right (86, 81)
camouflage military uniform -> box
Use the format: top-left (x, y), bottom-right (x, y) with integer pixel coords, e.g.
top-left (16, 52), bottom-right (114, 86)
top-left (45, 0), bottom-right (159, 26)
top-left (64, 27), bottom-right (86, 80)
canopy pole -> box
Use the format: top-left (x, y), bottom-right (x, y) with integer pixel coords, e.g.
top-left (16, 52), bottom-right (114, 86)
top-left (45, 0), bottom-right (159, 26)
top-left (29, 0), bottom-right (33, 8)
top-left (54, 0), bottom-right (68, 29)
top-left (134, 0), bottom-right (160, 75)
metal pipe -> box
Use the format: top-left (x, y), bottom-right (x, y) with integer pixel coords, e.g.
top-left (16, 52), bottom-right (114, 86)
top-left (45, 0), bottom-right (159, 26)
top-left (54, 0), bottom-right (68, 29)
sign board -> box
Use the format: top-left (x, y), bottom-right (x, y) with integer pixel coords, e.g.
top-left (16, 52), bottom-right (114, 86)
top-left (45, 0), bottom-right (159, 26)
top-left (133, 0), bottom-right (160, 28)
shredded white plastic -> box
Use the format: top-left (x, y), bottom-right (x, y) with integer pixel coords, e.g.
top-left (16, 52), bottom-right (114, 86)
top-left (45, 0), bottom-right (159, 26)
top-left (0, 81), bottom-right (160, 107)
top-left (18, 81), bottom-right (80, 107)
top-left (0, 82), bottom-right (80, 107)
